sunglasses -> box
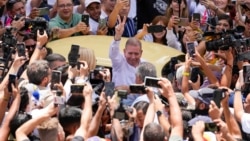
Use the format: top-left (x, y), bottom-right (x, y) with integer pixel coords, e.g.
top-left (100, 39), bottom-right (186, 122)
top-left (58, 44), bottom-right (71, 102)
top-left (25, 44), bottom-right (36, 49)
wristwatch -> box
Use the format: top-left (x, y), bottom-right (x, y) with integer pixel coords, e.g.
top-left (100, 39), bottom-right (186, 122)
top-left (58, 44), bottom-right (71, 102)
top-left (234, 88), bottom-right (241, 92)
top-left (156, 110), bottom-right (162, 117)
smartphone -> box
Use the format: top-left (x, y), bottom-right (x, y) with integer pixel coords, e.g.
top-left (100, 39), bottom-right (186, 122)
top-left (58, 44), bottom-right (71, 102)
top-left (38, 7), bottom-right (49, 16)
top-left (190, 67), bottom-right (200, 83)
top-left (178, 18), bottom-right (189, 26)
top-left (213, 89), bottom-right (226, 108)
top-left (193, 13), bottom-right (201, 22)
top-left (98, 18), bottom-right (107, 28)
top-left (205, 123), bottom-right (219, 132)
top-left (117, 90), bottom-right (128, 99)
top-left (68, 44), bottom-right (80, 67)
top-left (16, 42), bottom-right (26, 57)
top-left (104, 82), bottom-right (115, 97)
top-left (129, 84), bottom-right (146, 94)
top-left (8, 74), bottom-right (16, 92)
top-left (51, 70), bottom-right (61, 90)
top-left (82, 14), bottom-right (89, 26)
top-left (243, 65), bottom-right (250, 84)
top-left (144, 76), bottom-right (161, 88)
top-left (54, 96), bottom-right (65, 105)
top-left (71, 84), bottom-right (84, 93)
top-left (186, 42), bottom-right (195, 57)
top-left (147, 25), bottom-right (165, 33)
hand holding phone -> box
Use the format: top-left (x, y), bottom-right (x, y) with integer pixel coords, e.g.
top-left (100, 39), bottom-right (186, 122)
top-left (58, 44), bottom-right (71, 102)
top-left (16, 42), bottom-right (26, 58)
top-left (8, 74), bottom-right (16, 92)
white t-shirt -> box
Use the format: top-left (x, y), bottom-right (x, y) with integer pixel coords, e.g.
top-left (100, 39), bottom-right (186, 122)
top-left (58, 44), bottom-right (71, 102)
top-left (25, 0), bottom-right (32, 17)
top-left (89, 17), bottom-right (98, 35)
top-left (128, 0), bottom-right (136, 19)
top-left (100, 9), bottom-right (108, 19)
top-left (241, 113), bottom-right (250, 133)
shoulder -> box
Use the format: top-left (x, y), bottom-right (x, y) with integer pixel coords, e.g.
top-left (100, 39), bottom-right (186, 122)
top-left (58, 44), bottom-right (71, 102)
top-left (72, 136), bottom-right (84, 141)
top-left (168, 135), bottom-right (183, 141)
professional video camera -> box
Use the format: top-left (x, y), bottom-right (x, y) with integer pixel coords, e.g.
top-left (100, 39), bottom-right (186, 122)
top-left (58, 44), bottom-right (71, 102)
top-left (204, 26), bottom-right (247, 51)
top-left (1, 26), bottom-right (17, 59)
top-left (14, 15), bottom-right (48, 35)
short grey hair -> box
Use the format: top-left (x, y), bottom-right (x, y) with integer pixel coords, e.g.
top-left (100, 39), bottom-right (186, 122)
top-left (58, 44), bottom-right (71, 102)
top-left (125, 37), bottom-right (142, 49)
top-left (136, 62), bottom-right (157, 81)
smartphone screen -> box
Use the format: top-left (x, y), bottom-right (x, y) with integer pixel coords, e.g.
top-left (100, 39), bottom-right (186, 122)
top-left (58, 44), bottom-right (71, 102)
top-left (8, 74), bottom-right (16, 92)
top-left (98, 18), bottom-right (107, 28)
top-left (178, 18), bottom-right (189, 26)
top-left (147, 25), bottom-right (165, 33)
top-left (144, 76), bottom-right (161, 88)
top-left (38, 7), bottom-right (49, 16)
top-left (104, 82), bottom-right (115, 97)
top-left (243, 65), bottom-right (250, 84)
top-left (16, 43), bottom-right (26, 57)
top-left (51, 70), bottom-right (61, 90)
top-left (82, 14), bottom-right (89, 26)
top-left (71, 84), bottom-right (84, 94)
top-left (193, 13), bottom-right (201, 22)
top-left (129, 84), bottom-right (146, 94)
top-left (213, 89), bottom-right (226, 108)
top-left (205, 123), bottom-right (218, 132)
top-left (186, 42), bottom-right (195, 57)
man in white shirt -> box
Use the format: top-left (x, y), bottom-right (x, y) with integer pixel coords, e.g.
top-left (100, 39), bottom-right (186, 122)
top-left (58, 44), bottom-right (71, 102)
top-left (109, 16), bottom-right (143, 87)
top-left (85, 0), bottom-right (107, 35)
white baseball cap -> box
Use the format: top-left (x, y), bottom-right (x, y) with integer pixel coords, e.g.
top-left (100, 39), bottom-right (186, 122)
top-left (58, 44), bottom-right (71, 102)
top-left (85, 0), bottom-right (101, 8)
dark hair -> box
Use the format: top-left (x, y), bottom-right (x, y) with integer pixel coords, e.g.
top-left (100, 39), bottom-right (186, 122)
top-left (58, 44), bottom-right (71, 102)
top-left (9, 112), bottom-right (32, 138)
top-left (23, 33), bottom-right (36, 41)
top-left (6, 0), bottom-right (22, 11)
top-left (133, 101), bottom-right (149, 115)
top-left (66, 95), bottom-right (85, 108)
top-left (143, 123), bottom-right (165, 141)
top-left (19, 87), bottom-right (29, 112)
top-left (45, 53), bottom-right (66, 69)
top-left (218, 14), bottom-right (233, 28)
top-left (59, 107), bottom-right (82, 136)
top-left (151, 16), bottom-right (168, 45)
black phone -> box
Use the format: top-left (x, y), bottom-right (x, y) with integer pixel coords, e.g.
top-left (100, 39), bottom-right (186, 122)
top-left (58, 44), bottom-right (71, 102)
top-left (144, 76), bottom-right (161, 88)
top-left (8, 74), bottom-right (16, 92)
top-left (193, 13), bottom-right (201, 22)
top-left (104, 82), bottom-right (115, 97)
top-left (71, 84), bottom-right (85, 93)
top-left (244, 65), bottom-right (250, 84)
top-left (16, 42), bottom-right (26, 57)
top-left (205, 123), bottom-right (219, 132)
top-left (213, 89), bottom-right (226, 108)
top-left (186, 42), bottom-right (195, 57)
top-left (190, 67), bottom-right (200, 83)
top-left (117, 90), bottom-right (128, 99)
top-left (51, 70), bottom-right (61, 90)
top-left (147, 25), bottom-right (165, 33)
top-left (129, 84), bottom-right (146, 94)
top-left (68, 44), bottom-right (79, 67)
top-left (82, 14), bottom-right (89, 26)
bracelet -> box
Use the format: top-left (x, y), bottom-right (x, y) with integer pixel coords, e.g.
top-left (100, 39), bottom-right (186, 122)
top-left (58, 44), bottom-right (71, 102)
top-left (234, 88), bottom-right (241, 92)
top-left (182, 72), bottom-right (190, 76)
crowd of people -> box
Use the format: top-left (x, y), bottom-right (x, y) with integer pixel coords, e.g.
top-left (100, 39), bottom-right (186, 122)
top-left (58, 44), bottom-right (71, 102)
top-left (0, 0), bottom-right (250, 141)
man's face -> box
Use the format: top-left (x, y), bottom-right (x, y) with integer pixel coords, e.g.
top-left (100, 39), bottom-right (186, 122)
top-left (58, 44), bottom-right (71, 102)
top-left (86, 2), bottom-right (101, 21)
top-left (11, 1), bottom-right (25, 16)
top-left (215, 19), bottom-right (230, 33)
top-left (24, 38), bottom-right (36, 58)
top-left (57, 0), bottom-right (73, 21)
top-left (103, 0), bottom-right (116, 12)
top-left (124, 45), bottom-right (142, 67)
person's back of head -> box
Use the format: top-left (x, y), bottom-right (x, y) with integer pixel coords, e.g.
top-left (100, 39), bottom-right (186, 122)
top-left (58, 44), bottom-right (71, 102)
top-left (78, 47), bottom-right (96, 71)
top-left (59, 106), bottom-right (82, 136)
top-left (37, 117), bottom-right (59, 141)
top-left (45, 53), bottom-right (66, 70)
top-left (19, 86), bottom-right (30, 112)
top-left (143, 123), bottom-right (165, 141)
top-left (9, 112), bottom-right (32, 138)
top-left (27, 60), bottom-right (50, 86)
top-left (135, 62), bottom-right (157, 83)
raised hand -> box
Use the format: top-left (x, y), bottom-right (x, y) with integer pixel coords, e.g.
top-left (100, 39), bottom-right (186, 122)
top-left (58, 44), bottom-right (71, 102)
top-left (36, 30), bottom-right (48, 47)
top-left (114, 15), bottom-right (127, 41)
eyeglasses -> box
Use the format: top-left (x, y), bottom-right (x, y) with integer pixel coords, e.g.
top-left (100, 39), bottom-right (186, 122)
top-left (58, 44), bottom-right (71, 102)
top-left (26, 44), bottom-right (36, 49)
top-left (58, 3), bottom-right (73, 9)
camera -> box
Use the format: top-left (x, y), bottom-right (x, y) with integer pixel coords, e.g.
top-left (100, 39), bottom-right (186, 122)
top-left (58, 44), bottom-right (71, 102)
top-left (205, 26), bottom-right (246, 51)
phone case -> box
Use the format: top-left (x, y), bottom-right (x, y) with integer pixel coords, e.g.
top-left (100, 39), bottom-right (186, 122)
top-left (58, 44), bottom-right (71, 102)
top-left (186, 42), bottom-right (195, 57)
top-left (17, 43), bottom-right (26, 57)
top-left (144, 76), bottom-right (161, 88)
top-left (147, 25), bottom-right (164, 33)
top-left (82, 15), bottom-right (89, 26)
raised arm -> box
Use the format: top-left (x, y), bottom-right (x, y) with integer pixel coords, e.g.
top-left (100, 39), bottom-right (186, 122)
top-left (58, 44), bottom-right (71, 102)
top-left (159, 78), bottom-right (183, 138)
top-left (0, 85), bottom-right (21, 140)
top-left (74, 83), bottom-right (93, 139)
top-left (234, 70), bottom-right (244, 122)
top-left (16, 102), bottom-right (58, 141)
top-left (86, 92), bottom-right (106, 138)
top-left (220, 49), bottom-right (233, 87)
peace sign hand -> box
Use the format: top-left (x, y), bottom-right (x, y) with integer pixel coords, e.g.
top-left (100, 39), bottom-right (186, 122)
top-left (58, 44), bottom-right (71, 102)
top-left (114, 15), bottom-right (127, 41)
